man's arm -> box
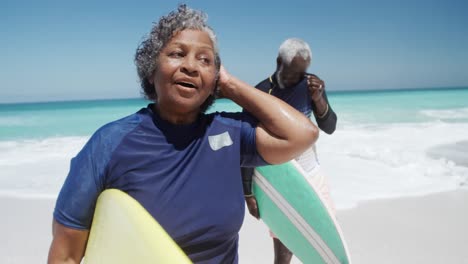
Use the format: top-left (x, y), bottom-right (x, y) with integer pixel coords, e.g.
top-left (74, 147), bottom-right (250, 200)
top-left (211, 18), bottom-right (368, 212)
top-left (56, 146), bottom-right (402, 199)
top-left (48, 220), bottom-right (89, 264)
top-left (241, 167), bottom-right (260, 219)
top-left (313, 90), bottom-right (337, 134)
top-left (239, 78), bottom-right (269, 219)
top-left (241, 167), bottom-right (254, 196)
top-left (306, 74), bottom-right (337, 134)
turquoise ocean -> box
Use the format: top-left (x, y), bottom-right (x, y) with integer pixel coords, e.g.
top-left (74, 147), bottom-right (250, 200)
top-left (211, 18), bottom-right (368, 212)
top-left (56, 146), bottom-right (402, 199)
top-left (1, 87), bottom-right (467, 208)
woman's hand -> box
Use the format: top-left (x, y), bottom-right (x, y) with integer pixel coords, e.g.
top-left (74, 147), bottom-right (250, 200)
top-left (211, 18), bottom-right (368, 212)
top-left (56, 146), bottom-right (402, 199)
top-left (217, 65), bottom-right (233, 99)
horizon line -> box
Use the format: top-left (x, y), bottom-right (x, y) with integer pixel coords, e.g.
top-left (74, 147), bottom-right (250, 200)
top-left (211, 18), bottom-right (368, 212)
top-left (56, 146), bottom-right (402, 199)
top-left (1, 85), bottom-right (467, 105)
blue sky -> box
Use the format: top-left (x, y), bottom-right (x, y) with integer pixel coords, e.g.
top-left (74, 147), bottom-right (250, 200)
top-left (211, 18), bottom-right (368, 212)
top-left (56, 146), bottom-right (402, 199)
top-left (1, 0), bottom-right (467, 103)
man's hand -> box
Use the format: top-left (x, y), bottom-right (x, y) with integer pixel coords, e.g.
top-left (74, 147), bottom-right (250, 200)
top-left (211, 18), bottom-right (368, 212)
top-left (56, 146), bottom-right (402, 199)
top-left (245, 196), bottom-right (260, 219)
top-left (306, 74), bottom-right (325, 103)
top-left (306, 74), bottom-right (329, 117)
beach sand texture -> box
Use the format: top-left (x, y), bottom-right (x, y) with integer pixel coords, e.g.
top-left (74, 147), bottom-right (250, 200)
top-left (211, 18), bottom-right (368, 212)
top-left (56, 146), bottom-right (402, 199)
top-left (1, 190), bottom-right (467, 264)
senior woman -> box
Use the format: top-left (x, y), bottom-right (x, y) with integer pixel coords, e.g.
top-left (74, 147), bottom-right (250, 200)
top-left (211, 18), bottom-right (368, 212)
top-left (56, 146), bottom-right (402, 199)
top-left (47, 4), bottom-right (318, 264)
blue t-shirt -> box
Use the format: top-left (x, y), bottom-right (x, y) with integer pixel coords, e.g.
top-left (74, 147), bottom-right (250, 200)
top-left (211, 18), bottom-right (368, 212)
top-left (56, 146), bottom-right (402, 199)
top-left (260, 76), bottom-right (313, 118)
top-left (54, 104), bottom-right (267, 264)
top-left (254, 73), bottom-right (337, 134)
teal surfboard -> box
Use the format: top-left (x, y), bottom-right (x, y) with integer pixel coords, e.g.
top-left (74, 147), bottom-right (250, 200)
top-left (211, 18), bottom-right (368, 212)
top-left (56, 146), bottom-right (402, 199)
top-left (253, 160), bottom-right (351, 264)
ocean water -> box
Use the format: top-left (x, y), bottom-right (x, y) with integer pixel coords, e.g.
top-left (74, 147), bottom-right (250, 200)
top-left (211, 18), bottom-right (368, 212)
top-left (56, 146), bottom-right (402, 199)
top-left (1, 88), bottom-right (467, 208)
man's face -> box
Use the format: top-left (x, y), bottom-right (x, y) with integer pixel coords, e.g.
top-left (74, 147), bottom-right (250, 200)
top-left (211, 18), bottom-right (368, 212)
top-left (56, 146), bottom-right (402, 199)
top-left (278, 56), bottom-right (310, 88)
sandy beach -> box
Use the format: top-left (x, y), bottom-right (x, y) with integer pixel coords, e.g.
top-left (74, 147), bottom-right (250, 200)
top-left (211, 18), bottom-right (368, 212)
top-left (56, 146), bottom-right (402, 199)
top-left (335, 190), bottom-right (468, 264)
top-left (1, 197), bottom-right (54, 263)
top-left (1, 190), bottom-right (467, 264)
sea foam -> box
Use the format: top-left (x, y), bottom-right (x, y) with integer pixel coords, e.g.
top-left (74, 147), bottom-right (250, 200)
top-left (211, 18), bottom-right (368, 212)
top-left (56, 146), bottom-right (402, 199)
top-left (1, 121), bottom-right (466, 208)
top-left (0, 136), bottom-right (88, 198)
top-left (318, 121), bottom-right (468, 209)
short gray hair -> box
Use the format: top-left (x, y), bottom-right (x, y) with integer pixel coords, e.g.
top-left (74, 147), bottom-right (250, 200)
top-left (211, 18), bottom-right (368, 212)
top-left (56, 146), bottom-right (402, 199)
top-left (278, 38), bottom-right (312, 65)
top-left (135, 4), bottom-right (221, 106)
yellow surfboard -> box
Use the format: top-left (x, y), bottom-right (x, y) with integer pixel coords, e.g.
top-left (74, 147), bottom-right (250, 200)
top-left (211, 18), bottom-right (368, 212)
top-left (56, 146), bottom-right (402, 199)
top-left (84, 189), bottom-right (192, 264)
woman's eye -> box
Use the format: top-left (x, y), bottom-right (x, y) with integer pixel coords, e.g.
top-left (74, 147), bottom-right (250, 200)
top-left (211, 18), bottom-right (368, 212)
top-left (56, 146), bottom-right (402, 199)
top-left (199, 56), bottom-right (211, 65)
top-left (169, 51), bottom-right (183, 57)
top-left (201, 58), bottom-right (210, 64)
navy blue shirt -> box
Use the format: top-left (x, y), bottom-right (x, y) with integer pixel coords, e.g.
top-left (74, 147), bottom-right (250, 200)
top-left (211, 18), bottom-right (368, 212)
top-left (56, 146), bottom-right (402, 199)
top-left (241, 73), bottom-right (337, 192)
top-left (255, 73), bottom-right (337, 134)
top-left (54, 104), bottom-right (268, 263)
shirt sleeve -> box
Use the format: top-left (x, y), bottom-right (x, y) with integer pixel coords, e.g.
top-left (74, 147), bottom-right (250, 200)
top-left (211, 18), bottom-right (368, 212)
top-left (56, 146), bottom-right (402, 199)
top-left (313, 90), bottom-right (338, 134)
top-left (53, 131), bottom-right (107, 230)
top-left (216, 110), bottom-right (269, 168)
top-left (238, 112), bottom-right (269, 167)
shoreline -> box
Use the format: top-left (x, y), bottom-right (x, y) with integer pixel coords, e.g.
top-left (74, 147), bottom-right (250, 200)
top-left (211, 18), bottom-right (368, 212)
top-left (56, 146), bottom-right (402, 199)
top-left (1, 190), bottom-right (467, 263)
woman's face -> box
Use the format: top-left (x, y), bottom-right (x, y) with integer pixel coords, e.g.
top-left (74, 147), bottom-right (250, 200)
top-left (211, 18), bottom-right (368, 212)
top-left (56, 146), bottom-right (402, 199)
top-left (152, 29), bottom-right (217, 119)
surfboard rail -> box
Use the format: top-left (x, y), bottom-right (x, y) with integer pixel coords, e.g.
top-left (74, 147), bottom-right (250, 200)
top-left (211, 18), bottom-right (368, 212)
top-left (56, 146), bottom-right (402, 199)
top-left (84, 189), bottom-right (192, 264)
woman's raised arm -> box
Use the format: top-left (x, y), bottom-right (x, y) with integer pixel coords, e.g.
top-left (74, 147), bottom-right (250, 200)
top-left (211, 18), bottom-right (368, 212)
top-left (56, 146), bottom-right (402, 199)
top-left (218, 66), bottom-right (318, 164)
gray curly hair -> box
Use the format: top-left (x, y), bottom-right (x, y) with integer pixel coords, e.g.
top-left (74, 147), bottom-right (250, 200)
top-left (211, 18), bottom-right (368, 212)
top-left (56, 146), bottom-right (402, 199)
top-left (278, 38), bottom-right (312, 65)
top-left (135, 4), bottom-right (221, 112)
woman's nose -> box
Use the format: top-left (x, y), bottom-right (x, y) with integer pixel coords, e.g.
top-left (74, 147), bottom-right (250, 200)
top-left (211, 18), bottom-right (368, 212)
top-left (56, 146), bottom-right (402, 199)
top-left (181, 56), bottom-right (198, 75)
